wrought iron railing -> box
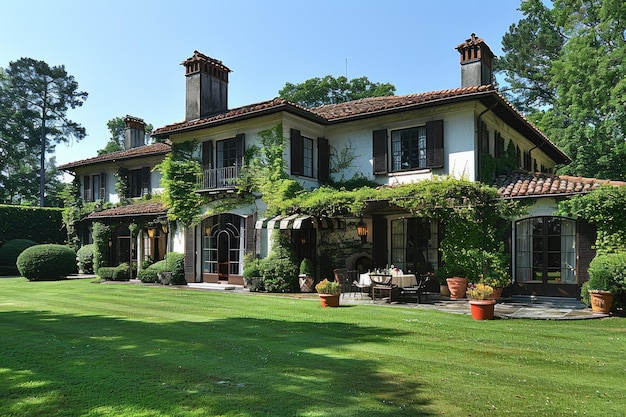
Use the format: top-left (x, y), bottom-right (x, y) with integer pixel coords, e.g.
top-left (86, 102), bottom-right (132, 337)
top-left (197, 165), bottom-right (240, 190)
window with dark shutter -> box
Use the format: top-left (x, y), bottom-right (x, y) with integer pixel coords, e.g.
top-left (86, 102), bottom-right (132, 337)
top-left (373, 129), bottom-right (388, 175)
top-left (99, 173), bottom-right (107, 201)
top-left (184, 226), bottom-right (196, 282)
top-left (202, 140), bottom-right (213, 169)
top-left (235, 134), bottom-right (245, 166)
top-left (426, 119), bottom-right (444, 168)
top-left (318, 137), bottom-right (330, 183)
top-left (83, 175), bottom-right (92, 202)
top-left (495, 131), bottom-right (505, 158)
top-left (290, 129), bottom-right (303, 176)
top-left (141, 167), bottom-right (151, 196)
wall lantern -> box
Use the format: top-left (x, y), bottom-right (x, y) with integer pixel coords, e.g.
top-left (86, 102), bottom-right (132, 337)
top-left (147, 227), bottom-right (156, 238)
top-left (161, 224), bottom-right (168, 234)
top-left (356, 218), bottom-right (368, 244)
top-left (204, 225), bottom-right (211, 236)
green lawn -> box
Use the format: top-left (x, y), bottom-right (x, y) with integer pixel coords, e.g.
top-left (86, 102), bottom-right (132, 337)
top-left (0, 278), bottom-right (624, 417)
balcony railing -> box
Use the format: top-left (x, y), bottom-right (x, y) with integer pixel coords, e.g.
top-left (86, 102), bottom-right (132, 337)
top-left (197, 165), bottom-right (241, 191)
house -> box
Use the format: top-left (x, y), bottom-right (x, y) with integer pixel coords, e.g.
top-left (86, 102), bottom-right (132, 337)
top-left (63, 34), bottom-right (623, 298)
top-left (58, 116), bottom-right (171, 269)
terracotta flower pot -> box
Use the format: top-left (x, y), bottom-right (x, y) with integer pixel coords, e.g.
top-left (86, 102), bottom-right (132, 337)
top-left (319, 293), bottom-right (340, 308)
top-left (589, 290), bottom-right (614, 314)
top-left (489, 287), bottom-right (503, 300)
top-left (440, 284), bottom-right (450, 297)
top-left (469, 299), bottom-right (496, 320)
top-left (446, 277), bottom-right (467, 299)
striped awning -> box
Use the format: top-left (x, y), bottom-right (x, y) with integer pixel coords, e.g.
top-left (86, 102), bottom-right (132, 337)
top-left (254, 215), bottom-right (345, 230)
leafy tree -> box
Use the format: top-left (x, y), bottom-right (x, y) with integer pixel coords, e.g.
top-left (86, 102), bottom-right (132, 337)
top-left (0, 58), bottom-right (87, 206)
top-left (496, 0), bottom-right (626, 180)
top-left (97, 116), bottom-right (154, 155)
top-left (278, 75), bottom-right (395, 108)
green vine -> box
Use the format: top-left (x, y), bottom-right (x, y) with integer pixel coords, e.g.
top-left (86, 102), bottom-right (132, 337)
top-left (92, 221), bottom-right (112, 271)
top-left (558, 185), bottom-right (626, 255)
top-left (115, 167), bottom-right (131, 205)
top-left (60, 175), bottom-right (83, 250)
top-left (156, 141), bottom-right (203, 227)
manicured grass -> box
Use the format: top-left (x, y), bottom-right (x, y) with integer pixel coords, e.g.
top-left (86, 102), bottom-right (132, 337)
top-left (1, 278), bottom-right (625, 416)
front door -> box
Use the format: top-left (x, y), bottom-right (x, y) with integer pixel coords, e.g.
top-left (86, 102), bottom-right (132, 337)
top-left (202, 214), bottom-right (243, 283)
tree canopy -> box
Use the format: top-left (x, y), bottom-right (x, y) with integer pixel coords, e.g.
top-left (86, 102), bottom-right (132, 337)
top-left (97, 116), bottom-right (154, 155)
top-left (278, 75), bottom-right (396, 108)
top-left (496, 0), bottom-right (626, 181)
top-left (0, 58), bottom-right (87, 206)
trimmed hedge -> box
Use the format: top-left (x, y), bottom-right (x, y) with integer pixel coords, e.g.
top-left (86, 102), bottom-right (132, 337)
top-left (97, 263), bottom-right (130, 281)
top-left (16, 244), bottom-right (77, 281)
top-left (0, 205), bottom-right (65, 245)
top-left (138, 252), bottom-right (186, 285)
top-left (0, 239), bottom-right (37, 275)
top-left (76, 244), bottom-right (95, 274)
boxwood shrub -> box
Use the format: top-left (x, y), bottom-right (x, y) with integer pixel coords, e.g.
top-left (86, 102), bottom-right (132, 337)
top-left (137, 252), bottom-right (186, 285)
top-left (97, 263), bottom-right (130, 281)
top-left (0, 239), bottom-right (37, 275)
top-left (76, 244), bottom-right (95, 274)
top-left (16, 244), bottom-right (76, 281)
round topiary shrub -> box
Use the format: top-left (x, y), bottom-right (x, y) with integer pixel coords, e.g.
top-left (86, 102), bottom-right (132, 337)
top-left (0, 239), bottom-right (38, 274)
top-left (17, 244), bottom-right (77, 281)
top-left (76, 244), bottom-right (95, 274)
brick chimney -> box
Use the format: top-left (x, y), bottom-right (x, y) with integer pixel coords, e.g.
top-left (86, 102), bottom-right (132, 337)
top-left (456, 34), bottom-right (494, 87)
top-left (182, 51), bottom-right (231, 121)
top-left (124, 115), bottom-right (146, 149)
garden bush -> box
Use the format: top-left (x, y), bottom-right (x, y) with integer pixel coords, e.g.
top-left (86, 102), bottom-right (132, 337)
top-left (0, 239), bottom-right (37, 275)
top-left (583, 252), bottom-right (626, 310)
top-left (139, 252), bottom-right (186, 285)
top-left (97, 263), bottom-right (130, 281)
top-left (76, 244), bottom-right (95, 274)
top-left (261, 256), bottom-right (298, 293)
top-left (137, 268), bottom-right (160, 283)
top-left (16, 244), bottom-right (76, 281)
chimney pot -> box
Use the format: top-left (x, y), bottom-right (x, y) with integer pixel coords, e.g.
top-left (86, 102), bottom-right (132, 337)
top-left (456, 34), bottom-right (494, 87)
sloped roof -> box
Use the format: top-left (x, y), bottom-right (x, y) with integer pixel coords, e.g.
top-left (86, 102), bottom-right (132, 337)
top-left (152, 85), bottom-right (570, 164)
top-left (58, 142), bottom-right (171, 171)
top-left (86, 201), bottom-right (166, 219)
top-left (495, 172), bottom-right (626, 199)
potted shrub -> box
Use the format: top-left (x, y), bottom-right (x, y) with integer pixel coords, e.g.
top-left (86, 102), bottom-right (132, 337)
top-left (243, 257), bottom-right (263, 292)
top-left (467, 282), bottom-right (496, 320)
top-left (298, 258), bottom-right (315, 293)
top-left (482, 251), bottom-right (511, 300)
top-left (585, 252), bottom-right (626, 314)
top-left (315, 278), bottom-right (341, 307)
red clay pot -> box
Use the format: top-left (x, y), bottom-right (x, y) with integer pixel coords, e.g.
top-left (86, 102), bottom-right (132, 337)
top-left (319, 293), bottom-right (340, 308)
top-left (469, 299), bottom-right (496, 320)
top-left (589, 291), bottom-right (614, 314)
top-left (446, 277), bottom-right (467, 299)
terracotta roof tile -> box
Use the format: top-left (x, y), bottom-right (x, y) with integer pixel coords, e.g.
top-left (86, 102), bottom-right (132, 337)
top-left (495, 172), bottom-right (626, 198)
top-left (153, 85), bottom-right (496, 136)
top-left (58, 142), bottom-right (171, 170)
top-left (87, 201), bottom-right (166, 219)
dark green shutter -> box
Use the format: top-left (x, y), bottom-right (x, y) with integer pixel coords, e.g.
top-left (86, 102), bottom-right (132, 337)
top-left (236, 134), bottom-right (245, 165)
top-left (426, 120), bottom-right (444, 168)
top-left (291, 129), bottom-right (303, 175)
top-left (202, 140), bottom-right (213, 169)
top-left (318, 137), bottom-right (330, 184)
top-left (372, 129), bottom-right (387, 175)
top-left (184, 226), bottom-right (196, 283)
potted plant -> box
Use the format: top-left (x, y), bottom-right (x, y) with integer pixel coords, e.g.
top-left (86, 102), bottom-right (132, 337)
top-left (467, 282), bottom-right (496, 320)
top-left (298, 258), bottom-right (315, 293)
top-left (481, 251), bottom-right (511, 300)
top-left (315, 278), bottom-right (341, 307)
top-left (585, 252), bottom-right (626, 314)
top-left (243, 257), bottom-right (263, 292)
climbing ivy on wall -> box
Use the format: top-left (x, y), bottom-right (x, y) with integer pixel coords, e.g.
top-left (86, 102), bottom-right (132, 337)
top-left (157, 142), bottom-right (203, 227)
top-left (558, 185), bottom-right (626, 255)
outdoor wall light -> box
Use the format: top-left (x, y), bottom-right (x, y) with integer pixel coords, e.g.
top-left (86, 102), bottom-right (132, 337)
top-left (147, 227), bottom-right (156, 238)
top-left (204, 226), bottom-right (211, 236)
top-left (161, 224), bottom-right (168, 234)
top-left (356, 218), bottom-right (368, 244)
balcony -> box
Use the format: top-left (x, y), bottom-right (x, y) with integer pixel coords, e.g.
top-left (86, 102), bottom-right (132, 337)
top-left (196, 165), bottom-right (241, 192)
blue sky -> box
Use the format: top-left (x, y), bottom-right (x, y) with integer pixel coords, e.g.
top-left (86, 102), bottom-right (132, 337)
top-left (1, 0), bottom-right (524, 167)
